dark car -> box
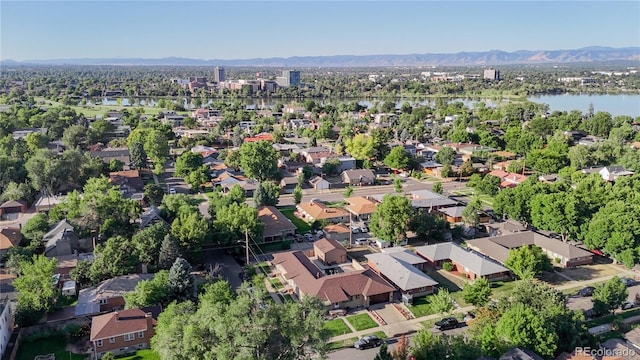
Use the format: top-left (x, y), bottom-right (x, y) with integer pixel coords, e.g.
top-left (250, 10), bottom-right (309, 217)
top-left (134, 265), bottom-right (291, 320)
top-left (434, 317), bottom-right (459, 331)
top-left (621, 278), bottom-right (636, 287)
top-left (584, 308), bottom-right (604, 319)
top-left (354, 335), bottom-right (383, 350)
top-left (577, 286), bottom-right (595, 297)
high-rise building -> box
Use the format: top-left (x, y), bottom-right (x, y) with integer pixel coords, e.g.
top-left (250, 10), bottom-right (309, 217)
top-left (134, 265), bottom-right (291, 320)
top-left (214, 66), bottom-right (225, 83)
top-left (277, 70), bottom-right (301, 87)
top-left (483, 68), bottom-right (500, 81)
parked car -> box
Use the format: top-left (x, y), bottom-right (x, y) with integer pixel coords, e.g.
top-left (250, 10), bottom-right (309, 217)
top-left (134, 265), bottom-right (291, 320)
top-left (304, 233), bottom-right (315, 242)
top-left (621, 278), bottom-right (636, 287)
top-left (295, 234), bottom-right (305, 243)
top-left (169, 187), bottom-right (177, 194)
top-left (577, 286), bottom-right (595, 297)
top-left (463, 312), bottom-right (476, 324)
top-left (359, 226), bottom-right (369, 233)
top-left (434, 317), bottom-right (459, 331)
top-left (622, 301), bottom-right (637, 310)
top-left (354, 335), bottom-right (383, 350)
top-left (584, 308), bottom-right (604, 319)
top-left (354, 239), bottom-right (368, 246)
top-left (350, 226), bottom-right (360, 234)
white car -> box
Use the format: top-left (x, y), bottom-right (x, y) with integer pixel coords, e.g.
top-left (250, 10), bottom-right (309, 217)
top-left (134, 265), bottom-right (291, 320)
top-left (169, 187), bottom-right (177, 194)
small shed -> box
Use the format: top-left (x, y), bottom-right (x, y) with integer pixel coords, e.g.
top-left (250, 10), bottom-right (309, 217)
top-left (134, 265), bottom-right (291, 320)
top-left (62, 280), bottom-right (77, 296)
top-left (0, 200), bottom-right (27, 220)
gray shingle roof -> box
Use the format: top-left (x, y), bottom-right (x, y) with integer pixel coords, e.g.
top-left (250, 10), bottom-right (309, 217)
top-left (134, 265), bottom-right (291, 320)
top-left (415, 242), bottom-right (509, 277)
top-left (365, 252), bottom-right (437, 291)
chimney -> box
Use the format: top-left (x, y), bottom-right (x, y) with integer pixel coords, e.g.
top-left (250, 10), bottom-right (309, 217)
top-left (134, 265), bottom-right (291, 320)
top-left (115, 311), bottom-right (119, 321)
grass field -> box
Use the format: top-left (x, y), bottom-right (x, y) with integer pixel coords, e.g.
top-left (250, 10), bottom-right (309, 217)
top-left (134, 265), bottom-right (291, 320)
top-left (35, 97), bottom-right (169, 118)
top-left (16, 336), bottom-right (87, 360)
top-left (409, 296), bottom-right (437, 318)
top-left (279, 208), bottom-right (312, 233)
top-left (346, 313), bottom-right (378, 331)
top-left (119, 349), bottom-right (162, 360)
top-left (323, 318), bottom-right (352, 337)
top-left (327, 337), bottom-right (358, 350)
top-left (361, 330), bottom-right (387, 339)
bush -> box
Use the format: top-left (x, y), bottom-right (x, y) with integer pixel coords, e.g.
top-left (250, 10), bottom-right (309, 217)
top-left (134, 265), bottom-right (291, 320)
top-left (442, 261), bottom-right (454, 272)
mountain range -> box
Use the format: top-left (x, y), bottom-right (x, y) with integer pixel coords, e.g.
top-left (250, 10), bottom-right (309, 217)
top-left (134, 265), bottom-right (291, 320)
top-left (2, 47), bottom-right (639, 67)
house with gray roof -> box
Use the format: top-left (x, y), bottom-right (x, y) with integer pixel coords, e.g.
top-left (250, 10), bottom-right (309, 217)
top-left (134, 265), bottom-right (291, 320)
top-left (139, 205), bottom-right (167, 229)
top-left (410, 189), bottom-right (458, 209)
top-left (366, 249), bottom-right (438, 301)
top-left (415, 242), bottom-right (511, 281)
top-left (466, 231), bottom-right (593, 268)
top-left (75, 274), bottom-right (155, 316)
top-left (42, 219), bottom-right (80, 258)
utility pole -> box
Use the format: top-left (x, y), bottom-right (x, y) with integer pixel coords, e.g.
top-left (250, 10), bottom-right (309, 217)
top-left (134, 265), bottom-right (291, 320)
top-left (245, 228), bottom-right (250, 265)
top-left (349, 214), bottom-right (353, 248)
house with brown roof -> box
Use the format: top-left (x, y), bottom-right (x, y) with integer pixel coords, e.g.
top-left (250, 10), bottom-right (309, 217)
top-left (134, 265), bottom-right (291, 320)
top-left (488, 170), bottom-right (528, 188)
top-left (415, 242), bottom-right (511, 281)
top-left (90, 308), bottom-right (156, 359)
top-left (466, 231), bottom-right (593, 268)
top-left (322, 224), bottom-right (350, 242)
top-left (345, 196), bottom-right (378, 222)
top-left (341, 169), bottom-right (376, 186)
top-left (258, 206), bottom-right (296, 242)
top-left (296, 200), bottom-right (349, 224)
top-left (0, 227), bottom-right (22, 257)
top-left (271, 251), bottom-right (394, 309)
top-left (0, 200), bottom-right (27, 220)
top-left (314, 238), bottom-right (347, 265)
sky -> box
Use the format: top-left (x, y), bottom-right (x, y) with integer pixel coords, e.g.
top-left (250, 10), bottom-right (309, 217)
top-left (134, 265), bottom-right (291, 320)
top-left (1, 1), bottom-right (639, 61)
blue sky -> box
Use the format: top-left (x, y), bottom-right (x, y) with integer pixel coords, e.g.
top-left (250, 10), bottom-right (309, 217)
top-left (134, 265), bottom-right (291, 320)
top-left (1, 1), bottom-right (639, 60)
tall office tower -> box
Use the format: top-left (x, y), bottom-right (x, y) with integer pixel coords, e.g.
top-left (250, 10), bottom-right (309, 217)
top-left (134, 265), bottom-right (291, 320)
top-left (214, 66), bottom-right (226, 83)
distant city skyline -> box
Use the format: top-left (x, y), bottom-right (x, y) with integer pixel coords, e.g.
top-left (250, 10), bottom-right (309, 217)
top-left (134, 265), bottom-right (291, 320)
top-left (1, 1), bottom-right (639, 61)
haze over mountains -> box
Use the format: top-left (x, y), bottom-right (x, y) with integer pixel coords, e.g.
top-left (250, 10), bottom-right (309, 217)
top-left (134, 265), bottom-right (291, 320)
top-left (2, 47), bottom-right (639, 67)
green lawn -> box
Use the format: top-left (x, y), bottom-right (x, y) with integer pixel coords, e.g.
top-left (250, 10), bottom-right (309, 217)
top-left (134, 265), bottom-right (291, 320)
top-left (346, 313), bottom-right (378, 331)
top-left (269, 277), bottom-right (282, 288)
top-left (361, 330), bottom-right (387, 339)
top-left (279, 208), bottom-right (312, 233)
top-left (118, 349), bottom-right (161, 360)
top-left (585, 308), bottom-right (640, 327)
top-left (16, 336), bottom-right (87, 360)
top-left (323, 318), bottom-right (352, 337)
top-left (252, 240), bottom-right (291, 253)
top-left (35, 97), bottom-right (169, 118)
top-left (327, 337), bottom-right (358, 350)
top-left (409, 296), bottom-right (438, 318)
top-left (490, 280), bottom-right (518, 296)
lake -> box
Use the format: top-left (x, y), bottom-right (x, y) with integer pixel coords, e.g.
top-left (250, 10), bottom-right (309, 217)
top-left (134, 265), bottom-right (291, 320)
top-left (95, 94), bottom-right (640, 118)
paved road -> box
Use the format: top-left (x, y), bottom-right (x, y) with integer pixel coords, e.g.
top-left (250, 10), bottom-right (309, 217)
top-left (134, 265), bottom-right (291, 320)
top-left (327, 326), bottom-right (466, 360)
top-left (200, 249), bottom-right (245, 289)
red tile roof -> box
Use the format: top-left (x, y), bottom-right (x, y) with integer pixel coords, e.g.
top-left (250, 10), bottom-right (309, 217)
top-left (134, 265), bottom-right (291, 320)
top-left (90, 308), bottom-right (156, 341)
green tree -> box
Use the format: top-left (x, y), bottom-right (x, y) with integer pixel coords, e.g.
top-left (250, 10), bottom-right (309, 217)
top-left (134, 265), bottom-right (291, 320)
top-left (458, 161), bottom-right (474, 177)
top-left (25, 131), bottom-right (49, 153)
top-left (144, 183), bottom-right (165, 206)
top-left (344, 134), bottom-right (376, 160)
top-left (384, 146), bottom-right (410, 170)
top-left (409, 209), bottom-right (449, 241)
top-left (13, 255), bottom-right (58, 326)
top-left (213, 202), bottom-right (264, 246)
top-left (343, 185), bottom-right (354, 198)
top-left (435, 146), bottom-right (456, 166)
top-left (151, 300), bottom-right (198, 360)
top-left (530, 193), bottom-right (580, 242)
top-left (61, 125), bottom-right (87, 149)
top-left (462, 197), bottom-right (482, 229)
top-left (158, 234), bottom-right (182, 270)
top-left (321, 157), bottom-right (341, 176)
top-left (393, 176), bottom-right (403, 193)
top-left (429, 288), bottom-right (454, 316)
top-left (504, 245), bottom-right (552, 279)
top-left (374, 343), bottom-right (393, 360)
top-left (370, 195), bottom-right (413, 244)
top-left (253, 181), bottom-right (280, 206)
top-left (411, 331), bottom-right (480, 360)
top-left (175, 151), bottom-right (203, 177)
top-left (239, 141), bottom-right (279, 181)
top-left (129, 141), bottom-right (148, 169)
top-left (186, 165), bottom-right (209, 190)
top-left (495, 304), bottom-right (558, 357)
top-left (293, 184), bottom-right (303, 205)
top-left (69, 259), bottom-right (92, 288)
top-left (21, 213), bottom-right (49, 244)
top-left (124, 270), bottom-right (171, 308)
top-left (593, 277), bottom-right (628, 315)
top-left (432, 181), bottom-right (443, 194)
top-left (145, 129), bottom-right (169, 175)
top-left (168, 257), bottom-right (195, 301)
top-left (440, 163), bottom-right (453, 178)
top-left (90, 236), bottom-right (138, 283)
top-left (170, 211), bottom-right (209, 255)
top-left (100, 353), bottom-right (115, 360)
top-left (477, 174), bottom-right (501, 196)
top-left (463, 278), bottom-right (492, 307)
top-left (25, 149), bottom-right (67, 196)
top-left (0, 181), bottom-right (32, 203)
top-left (132, 222), bottom-right (169, 267)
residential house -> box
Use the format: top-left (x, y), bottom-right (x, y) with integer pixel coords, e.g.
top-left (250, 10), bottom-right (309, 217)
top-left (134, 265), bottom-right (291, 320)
top-left (492, 151), bottom-right (517, 160)
top-left (0, 227), bottom-right (22, 258)
top-left (0, 297), bottom-right (13, 359)
top-left (410, 189), bottom-right (458, 210)
top-left (296, 200), bottom-right (349, 224)
top-left (419, 160), bottom-right (443, 176)
top-left (538, 174), bottom-right (559, 184)
top-left (309, 176), bottom-right (331, 191)
top-left (459, 145), bottom-right (497, 156)
top-left (345, 196), bottom-right (378, 222)
top-left (35, 194), bottom-right (67, 212)
top-left (599, 166), bottom-right (635, 182)
top-left (258, 206), bottom-right (296, 243)
top-left (488, 170), bottom-right (528, 188)
top-left (415, 242), bottom-right (511, 281)
top-left (322, 224), bottom-right (350, 242)
top-left (43, 224), bottom-right (80, 258)
top-left (403, 144), bottom-right (417, 156)
top-left (75, 274), bottom-right (155, 316)
top-left (279, 176), bottom-right (299, 194)
top-left (271, 251), bottom-right (394, 309)
top-left (0, 200), bottom-right (27, 220)
top-left (162, 113), bottom-right (185, 127)
top-left (109, 170), bottom-right (144, 195)
top-left (289, 119), bottom-right (313, 131)
top-left (436, 206), bottom-right (491, 225)
top-left (499, 347), bottom-right (544, 360)
top-left (90, 308), bottom-right (156, 359)
top-left (341, 169), bottom-right (376, 186)
top-left (55, 253), bottom-right (94, 278)
top-left (11, 127), bottom-right (47, 140)
top-left (320, 156), bottom-right (356, 173)
top-left (466, 231), bottom-right (593, 268)
top-left (139, 206), bottom-right (167, 229)
top-left (297, 147), bottom-right (334, 164)
top-left (90, 148), bottom-right (131, 168)
top-left (365, 248), bottom-right (437, 302)
top-left (272, 143), bottom-right (300, 157)
top-left (314, 238), bottom-right (347, 265)
top-left (244, 133), bottom-right (274, 143)
top-left (599, 339), bottom-right (640, 360)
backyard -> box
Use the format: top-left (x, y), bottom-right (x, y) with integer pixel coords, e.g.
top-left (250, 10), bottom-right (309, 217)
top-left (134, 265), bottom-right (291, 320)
top-left (280, 207), bottom-right (312, 233)
top-left (119, 350), bottom-right (161, 360)
top-left (16, 335), bottom-right (88, 360)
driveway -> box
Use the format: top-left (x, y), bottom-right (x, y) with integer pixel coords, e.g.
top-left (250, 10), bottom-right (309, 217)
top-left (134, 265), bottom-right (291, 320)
top-left (373, 304), bottom-right (408, 325)
top-left (200, 249), bottom-right (245, 289)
